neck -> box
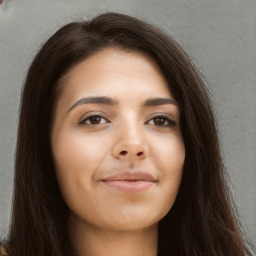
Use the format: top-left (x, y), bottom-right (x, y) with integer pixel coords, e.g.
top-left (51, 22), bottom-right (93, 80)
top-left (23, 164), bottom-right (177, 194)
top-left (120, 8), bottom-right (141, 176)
top-left (68, 215), bottom-right (158, 256)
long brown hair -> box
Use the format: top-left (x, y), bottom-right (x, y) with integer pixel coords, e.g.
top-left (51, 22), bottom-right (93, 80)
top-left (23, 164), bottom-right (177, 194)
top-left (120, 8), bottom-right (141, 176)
top-left (9, 12), bottom-right (253, 256)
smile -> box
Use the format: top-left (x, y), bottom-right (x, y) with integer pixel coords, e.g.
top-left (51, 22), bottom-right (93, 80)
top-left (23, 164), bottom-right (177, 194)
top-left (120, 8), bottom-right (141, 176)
top-left (100, 171), bottom-right (157, 192)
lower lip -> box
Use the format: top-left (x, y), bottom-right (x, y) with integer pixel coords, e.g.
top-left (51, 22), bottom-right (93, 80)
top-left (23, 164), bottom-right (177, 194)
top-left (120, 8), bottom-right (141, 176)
top-left (101, 180), bottom-right (154, 192)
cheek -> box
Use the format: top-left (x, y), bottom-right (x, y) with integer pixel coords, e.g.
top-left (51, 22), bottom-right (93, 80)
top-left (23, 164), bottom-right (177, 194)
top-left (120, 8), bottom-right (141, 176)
top-left (51, 129), bottom-right (109, 199)
top-left (53, 129), bottom-right (107, 170)
top-left (149, 132), bottom-right (185, 207)
top-left (160, 139), bottom-right (185, 175)
top-left (150, 131), bottom-right (185, 172)
top-left (162, 134), bottom-right (185, 183)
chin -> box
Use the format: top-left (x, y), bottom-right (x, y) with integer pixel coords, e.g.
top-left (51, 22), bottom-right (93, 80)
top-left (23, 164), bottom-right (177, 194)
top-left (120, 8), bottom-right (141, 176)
top-left (92, 207), bottom-right (169, 232)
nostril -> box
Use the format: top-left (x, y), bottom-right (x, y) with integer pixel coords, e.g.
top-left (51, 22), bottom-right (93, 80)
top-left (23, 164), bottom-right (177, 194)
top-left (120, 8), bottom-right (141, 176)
top-left (137, 152), bottom-right (143, 156)
top-left (120, 151), bottom-right (128, 156)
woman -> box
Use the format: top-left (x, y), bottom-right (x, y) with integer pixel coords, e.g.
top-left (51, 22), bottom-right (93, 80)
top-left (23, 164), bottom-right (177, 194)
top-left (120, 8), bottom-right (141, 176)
top-left (0, 12), bottom-right (253, 256)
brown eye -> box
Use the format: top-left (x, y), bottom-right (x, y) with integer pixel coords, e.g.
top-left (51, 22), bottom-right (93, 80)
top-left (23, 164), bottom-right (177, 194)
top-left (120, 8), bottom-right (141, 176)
top-left (79, 115), bottom-right (109, 125)
top-left (88, 116), bottom-right (102, 124)
top-left (153, 117), bottom-right (166, 126)
top-left (147, 114), bottom-right (176, 127)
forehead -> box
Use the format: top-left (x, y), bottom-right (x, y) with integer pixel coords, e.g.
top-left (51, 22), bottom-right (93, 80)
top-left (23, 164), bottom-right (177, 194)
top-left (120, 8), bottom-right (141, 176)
top-left (57, 47), bottom-right (173, 107)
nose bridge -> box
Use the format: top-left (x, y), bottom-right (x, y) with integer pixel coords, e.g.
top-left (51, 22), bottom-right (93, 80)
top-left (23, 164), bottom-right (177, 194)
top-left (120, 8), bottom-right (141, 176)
top-left (120, 119), bottom-right (146, 148)
top-left (112, 116), bottom-right (148, 159)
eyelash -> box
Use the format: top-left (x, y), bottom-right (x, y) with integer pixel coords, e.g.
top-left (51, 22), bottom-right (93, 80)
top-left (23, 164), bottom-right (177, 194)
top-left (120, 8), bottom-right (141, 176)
top-left (147, 114), bottom-right (176, 127)
top-left (78, 114), bottom-right (109, 126)
top-left (78, 114), bottom-right (176, 127)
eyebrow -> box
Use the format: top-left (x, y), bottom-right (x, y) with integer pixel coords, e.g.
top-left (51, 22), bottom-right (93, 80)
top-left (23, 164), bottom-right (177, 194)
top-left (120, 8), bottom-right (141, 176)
top-left (144, 97), bottom-right (178, 106)
top-left (67, 96), bottom-right (118, 112)
top-left (67, 96), bottom-right (178, 112)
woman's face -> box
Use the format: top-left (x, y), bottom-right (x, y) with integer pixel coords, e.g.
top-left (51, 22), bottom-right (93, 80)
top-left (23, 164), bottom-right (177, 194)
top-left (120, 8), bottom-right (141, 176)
top-left (51, 48), bottom-right (185, 232)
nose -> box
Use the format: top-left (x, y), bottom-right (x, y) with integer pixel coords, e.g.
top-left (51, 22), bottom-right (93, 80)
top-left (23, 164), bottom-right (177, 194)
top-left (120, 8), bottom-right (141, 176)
top-left (112, 125), bottom-right (149, 161)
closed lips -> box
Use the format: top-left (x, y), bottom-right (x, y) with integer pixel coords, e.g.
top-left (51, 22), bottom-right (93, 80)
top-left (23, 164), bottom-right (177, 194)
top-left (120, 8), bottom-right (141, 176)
top-left (99, 171), bottom-right (157, 192)
top-left (100, 170), bottom-right (157, 182)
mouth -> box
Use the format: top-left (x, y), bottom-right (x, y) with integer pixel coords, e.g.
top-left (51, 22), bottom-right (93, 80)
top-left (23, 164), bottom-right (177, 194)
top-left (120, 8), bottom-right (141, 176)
top-left (100, 170), bottom-right (157, 192)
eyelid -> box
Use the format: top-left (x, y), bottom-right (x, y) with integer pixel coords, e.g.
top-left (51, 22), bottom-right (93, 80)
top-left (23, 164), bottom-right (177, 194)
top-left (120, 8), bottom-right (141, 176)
top-left (146, 113), bottom-right (176, 126)
top-left (77, 112), bottom-right (110, 125)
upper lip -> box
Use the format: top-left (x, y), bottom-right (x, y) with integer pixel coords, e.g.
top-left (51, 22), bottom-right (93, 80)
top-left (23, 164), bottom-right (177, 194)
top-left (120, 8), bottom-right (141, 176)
top-left (101, 170), bottom-right (157, 182)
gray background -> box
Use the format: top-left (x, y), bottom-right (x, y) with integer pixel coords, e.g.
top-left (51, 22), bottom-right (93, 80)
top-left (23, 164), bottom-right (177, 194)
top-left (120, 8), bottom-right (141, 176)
top-left (0, 0), bottom-right (255, 248)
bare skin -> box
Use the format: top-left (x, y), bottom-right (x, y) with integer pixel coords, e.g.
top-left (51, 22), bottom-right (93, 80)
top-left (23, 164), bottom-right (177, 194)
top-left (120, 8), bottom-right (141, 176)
top-left (51, 48), bottom-right (185, 256)
top-left (68, 218), bottom-right (158, 256)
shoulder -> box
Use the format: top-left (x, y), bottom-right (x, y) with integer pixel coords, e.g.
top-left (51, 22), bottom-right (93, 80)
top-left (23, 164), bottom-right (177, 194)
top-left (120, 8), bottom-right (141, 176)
top-left (0, 242), bottom-right (10, 256)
